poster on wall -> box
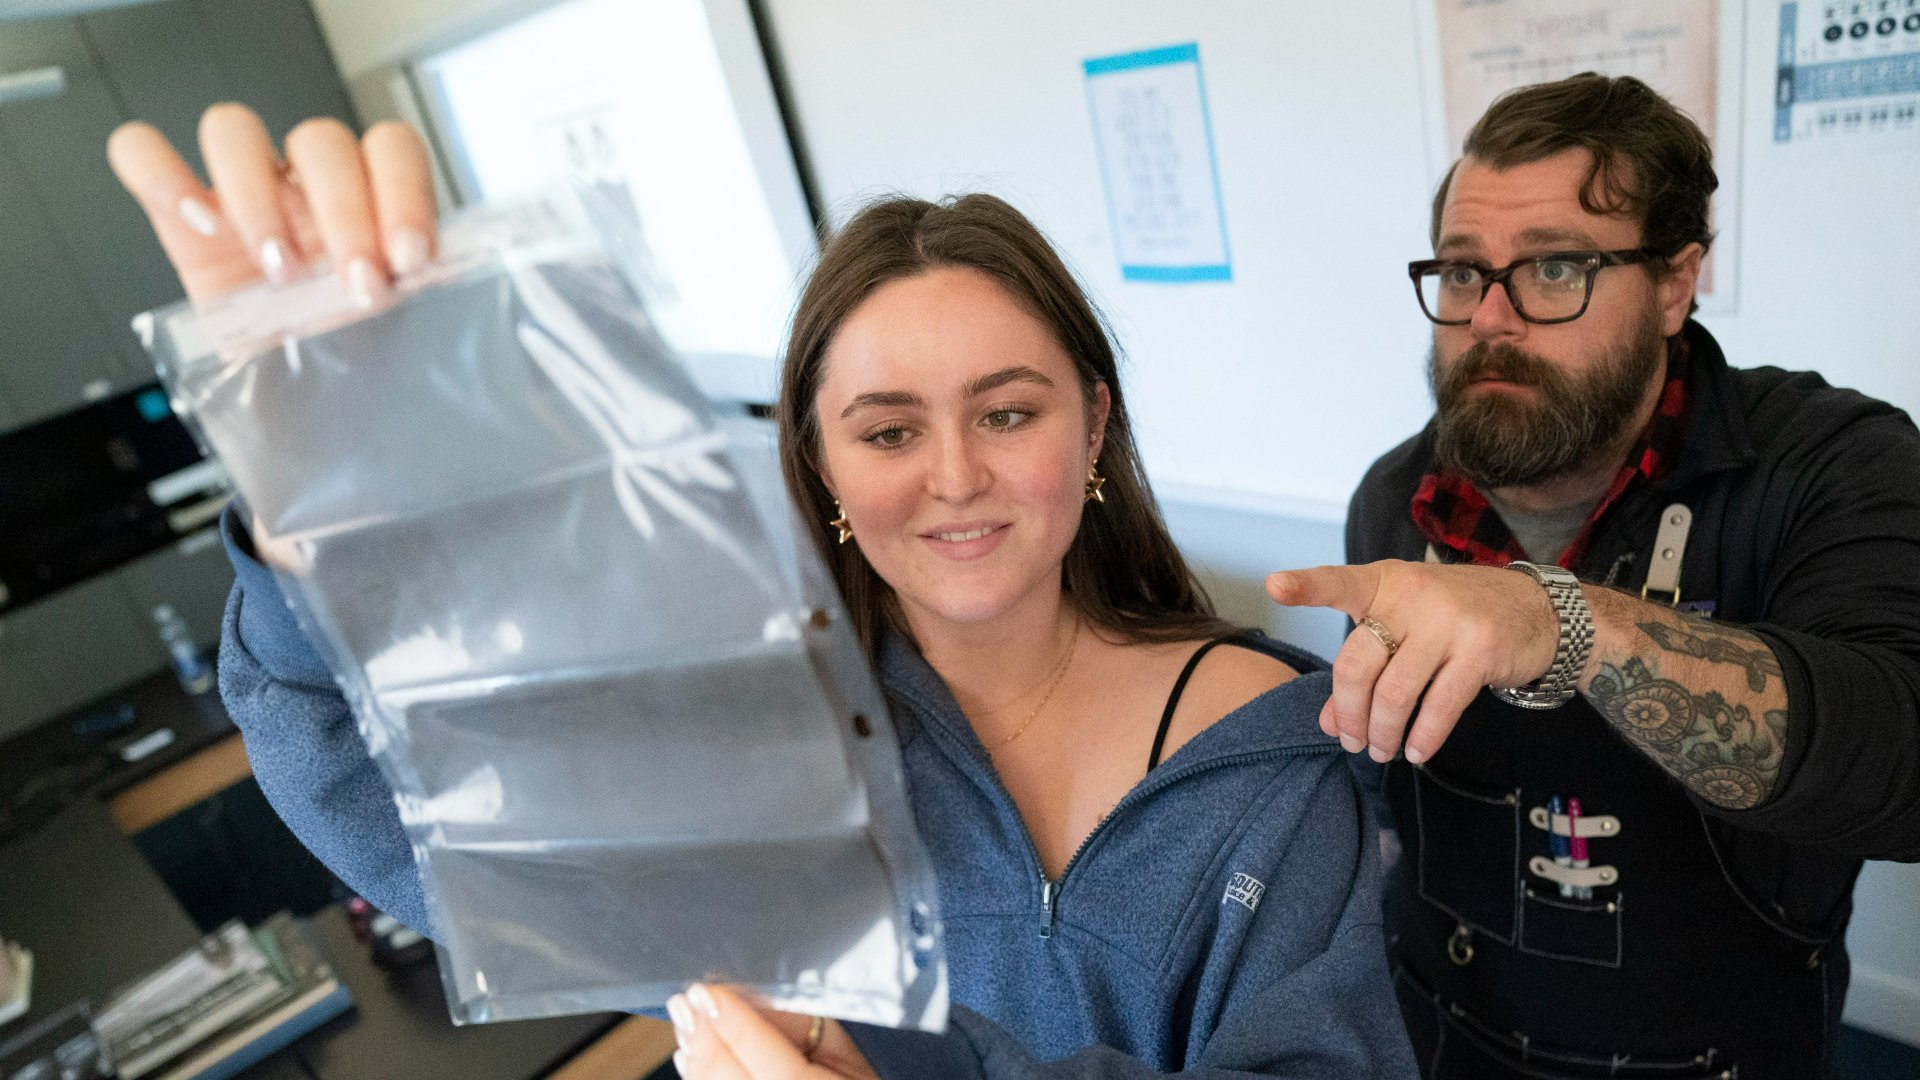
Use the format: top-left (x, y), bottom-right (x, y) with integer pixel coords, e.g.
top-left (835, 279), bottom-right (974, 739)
top-left (1083, 43), bottom-right (1233, 283)
top-left (1773, 2), bottom-right (1920, 149)
top-left (1412, 0), bottom-right (1745, 313)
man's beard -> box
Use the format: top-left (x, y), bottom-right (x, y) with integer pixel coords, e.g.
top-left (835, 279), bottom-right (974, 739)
top-left (1428, 307), bottom-right (1668, 490)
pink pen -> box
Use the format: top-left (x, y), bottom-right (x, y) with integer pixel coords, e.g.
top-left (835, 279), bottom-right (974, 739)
top-left (1568, 797), bottom-right (1592, 900)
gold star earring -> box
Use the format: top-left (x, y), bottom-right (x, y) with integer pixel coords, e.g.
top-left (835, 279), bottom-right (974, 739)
top-left (829, 500), bottom-right (853, 544)
top-left (1084, 464), bottom-right (1106, 504)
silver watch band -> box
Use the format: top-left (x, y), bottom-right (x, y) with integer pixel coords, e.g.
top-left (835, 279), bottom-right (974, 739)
top-left (1491, 561), bottom-right (1595, 710)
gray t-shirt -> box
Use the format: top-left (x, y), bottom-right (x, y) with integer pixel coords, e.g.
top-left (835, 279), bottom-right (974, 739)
top-left (1486, 492), bottom-right (1600, 564)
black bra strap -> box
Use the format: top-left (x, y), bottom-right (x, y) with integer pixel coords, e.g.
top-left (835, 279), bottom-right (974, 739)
top-left (1148, 632), bottom-right (1257, 773)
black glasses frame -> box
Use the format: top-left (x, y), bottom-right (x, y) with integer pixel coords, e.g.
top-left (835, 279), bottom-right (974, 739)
top-left (1407, 248), bottom-right (1656, 326)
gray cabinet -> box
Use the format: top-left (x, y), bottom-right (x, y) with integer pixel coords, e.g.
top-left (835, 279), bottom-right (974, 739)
top-left (0, 529), bottom-right (233, 738)
top-left (0, 0), bottom-right (349, 734)
top-left (1, 572), bottom-right (168, 728)
top-left (0, 0), bottom-right (355, 433)
top-left (0, 16), bottom-right (162, 396)
top-left (0, 125), bottom-right (132, 423)
top-left (191, 0), bottom-right (356, 143)
top-left (115, 528), bottom-right (234, 655)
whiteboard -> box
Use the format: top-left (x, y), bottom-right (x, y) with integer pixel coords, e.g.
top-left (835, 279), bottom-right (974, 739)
top-left (759, 0), bottom-right (1920, 517)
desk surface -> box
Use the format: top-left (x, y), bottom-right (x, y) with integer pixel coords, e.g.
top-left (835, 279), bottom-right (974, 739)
top-left (290, 905), bottom-right (620, 1080)
top-left (0, 798), bottom-right (203, 1033)
top-left (0, 798), bottom-right (640, 1080)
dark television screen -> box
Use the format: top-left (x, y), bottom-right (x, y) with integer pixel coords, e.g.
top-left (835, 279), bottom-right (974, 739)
top-left (0, 384), bottom-right (215, 614)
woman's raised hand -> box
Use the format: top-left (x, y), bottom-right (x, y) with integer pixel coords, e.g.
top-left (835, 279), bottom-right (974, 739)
top-left (108, 103), bottom-right (437, 307)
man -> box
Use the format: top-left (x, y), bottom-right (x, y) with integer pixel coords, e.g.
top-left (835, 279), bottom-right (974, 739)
top-left (1268, 73), bottom-right (1920, 1078)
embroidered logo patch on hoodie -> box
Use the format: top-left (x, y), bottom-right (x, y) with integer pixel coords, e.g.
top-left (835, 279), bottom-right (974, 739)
top-left (1224, 872), bottom-right (1265, 912)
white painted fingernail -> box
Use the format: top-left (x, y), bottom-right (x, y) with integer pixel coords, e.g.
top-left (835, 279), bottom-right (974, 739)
top-left (259, 237), bottom-right (290, 284)
top-left (666, 995), bottom-right (695, 1040)
top-left (687, 982), bottom-right (719, 1020)
top-left (388, 228), bottom-right (429, 276)
top-left (178, 196), bottom-right (219, 237)
top-left (346, 256), bottom-right (386, 309)
top-left (1339, 734), bottom-right (1364, 754)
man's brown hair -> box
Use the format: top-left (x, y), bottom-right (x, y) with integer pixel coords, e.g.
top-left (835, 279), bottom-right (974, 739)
top-left (1430, 73), bottom-right (1718, 270)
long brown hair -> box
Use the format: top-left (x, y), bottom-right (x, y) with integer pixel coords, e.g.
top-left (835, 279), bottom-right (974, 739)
top-left (775, 193), bottom-right (1229, 656)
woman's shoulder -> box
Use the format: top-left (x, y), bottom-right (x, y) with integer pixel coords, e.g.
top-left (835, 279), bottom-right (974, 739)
top-left (1149, 631), bottom-right (1334, 763)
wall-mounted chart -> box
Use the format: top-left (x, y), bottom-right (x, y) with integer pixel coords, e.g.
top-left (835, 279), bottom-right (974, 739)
top-left (1082, 44), bottom-right (1233, 284)
top-left (1773, 1), bottom-right (1920, 149)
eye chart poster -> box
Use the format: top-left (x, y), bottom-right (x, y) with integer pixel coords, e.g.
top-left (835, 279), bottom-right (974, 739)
top-left (1083, 44), bottom-right (1233, 283)
top-left (1414, 0), bottom-right (1744, 311)
top-left (1774, 2), bottom-right (1920, 148)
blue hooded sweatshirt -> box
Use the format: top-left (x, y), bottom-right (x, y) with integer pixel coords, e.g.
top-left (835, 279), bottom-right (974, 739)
top-left (215, 515), bottom-right (1415, 1078)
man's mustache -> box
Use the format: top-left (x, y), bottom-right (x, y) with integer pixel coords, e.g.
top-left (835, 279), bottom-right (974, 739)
top-left (1447, 344), bottom-right (1559, 390)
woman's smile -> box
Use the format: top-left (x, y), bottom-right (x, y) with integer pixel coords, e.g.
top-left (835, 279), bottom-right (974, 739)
top-left (921, 520), bottom-right (1010, 559)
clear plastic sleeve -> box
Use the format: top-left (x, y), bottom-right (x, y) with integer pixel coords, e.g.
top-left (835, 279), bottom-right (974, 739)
top-left (135, 198), bottom-right (946, 1030)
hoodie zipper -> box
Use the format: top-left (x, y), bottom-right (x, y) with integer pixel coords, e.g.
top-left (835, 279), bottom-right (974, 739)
top-left (904, 693), bottom-right (1339, 941)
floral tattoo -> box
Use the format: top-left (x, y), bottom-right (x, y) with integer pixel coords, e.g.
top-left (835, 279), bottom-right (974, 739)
top-left (1589, 617), bottom-right (1789, 810)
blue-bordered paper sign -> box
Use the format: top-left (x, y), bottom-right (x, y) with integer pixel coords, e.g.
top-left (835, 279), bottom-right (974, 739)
top-left (1083, 43), bottom-right (1232, 283)
top-left (1774, 2), bottom-right (1920, 146)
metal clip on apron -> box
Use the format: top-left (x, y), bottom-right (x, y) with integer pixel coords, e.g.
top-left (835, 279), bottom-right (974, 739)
top-left (1641, 504), bottom-right (1692, 605)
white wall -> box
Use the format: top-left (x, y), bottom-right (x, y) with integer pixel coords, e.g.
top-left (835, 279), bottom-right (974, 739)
top-left (760, 0), bottom-right (1920, 517)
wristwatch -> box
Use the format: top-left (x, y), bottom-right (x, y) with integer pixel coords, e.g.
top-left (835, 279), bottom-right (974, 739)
top-left (1490, 561), bottom-right (1594, 710)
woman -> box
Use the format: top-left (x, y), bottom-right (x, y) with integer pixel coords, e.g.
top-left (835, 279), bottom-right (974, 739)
top-left (108, 106), bottom-right (1414, 1079)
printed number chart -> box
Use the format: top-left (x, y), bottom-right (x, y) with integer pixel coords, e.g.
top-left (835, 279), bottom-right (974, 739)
top-left (1774, 1), bottom-right (1920, 146)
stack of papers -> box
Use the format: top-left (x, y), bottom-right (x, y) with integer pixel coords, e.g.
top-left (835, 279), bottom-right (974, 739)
top-left (0, 937), bottom-right (30, 1027)
top-left (94, 915), bottom-right (352, 1080)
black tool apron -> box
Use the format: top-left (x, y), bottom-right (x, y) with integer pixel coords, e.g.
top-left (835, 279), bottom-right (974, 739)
top-left (1383, 495), bottom-right (1846, 1080)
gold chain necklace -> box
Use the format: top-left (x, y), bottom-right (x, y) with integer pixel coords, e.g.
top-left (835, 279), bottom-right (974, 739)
top-left (990, 620), bottom-right (1081, 751)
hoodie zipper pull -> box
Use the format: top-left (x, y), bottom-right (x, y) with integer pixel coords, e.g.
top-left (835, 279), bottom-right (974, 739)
top-left (1039, 877), bottom-right (1058, 939)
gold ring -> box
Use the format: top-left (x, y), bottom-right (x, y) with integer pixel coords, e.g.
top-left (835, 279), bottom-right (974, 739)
top-left (1360, 616), bottom-right (1400, 658)
top-left (802, 1014), bottom-right (826, 1059)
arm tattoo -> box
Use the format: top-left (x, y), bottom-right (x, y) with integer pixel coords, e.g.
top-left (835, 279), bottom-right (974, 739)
top-left (1637, 620), bottom-right (1784, 693)
top-left (1590, 657), bottom-right (1787, 809)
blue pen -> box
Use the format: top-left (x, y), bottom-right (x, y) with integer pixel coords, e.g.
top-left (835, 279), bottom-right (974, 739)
top-left (1548, 795), bottom-right (1573, 897)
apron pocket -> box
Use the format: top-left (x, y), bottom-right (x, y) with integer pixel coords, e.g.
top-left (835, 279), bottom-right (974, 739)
top-left (1519, 885), bottom-right (1623, 968)
top-left (1412, 762), bottom-right (1521, 943)
top-left (1433, 990), bottom-right (1731, 1079)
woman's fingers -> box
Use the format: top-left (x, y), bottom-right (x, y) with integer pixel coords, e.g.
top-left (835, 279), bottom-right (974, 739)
top-left (106, 121), bottom-right (258, 302)
top-left (113, 104), bottom-right (438, 309)
top-left (363, 121), bottom-right (438, 276)
top-left (199, 103), bottom-right (305, 285)
top-left (699, 985), bottom-right (816, 1078)
top-left (285, 116), bottom-right (387, 306)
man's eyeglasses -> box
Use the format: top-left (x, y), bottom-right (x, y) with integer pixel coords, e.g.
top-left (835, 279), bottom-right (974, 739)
top-left (1407, 249), bottom-right (1656, 326)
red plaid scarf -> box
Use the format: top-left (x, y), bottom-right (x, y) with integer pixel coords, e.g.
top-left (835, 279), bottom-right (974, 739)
top-left (1411, 336), bottom-right (1691, 572)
